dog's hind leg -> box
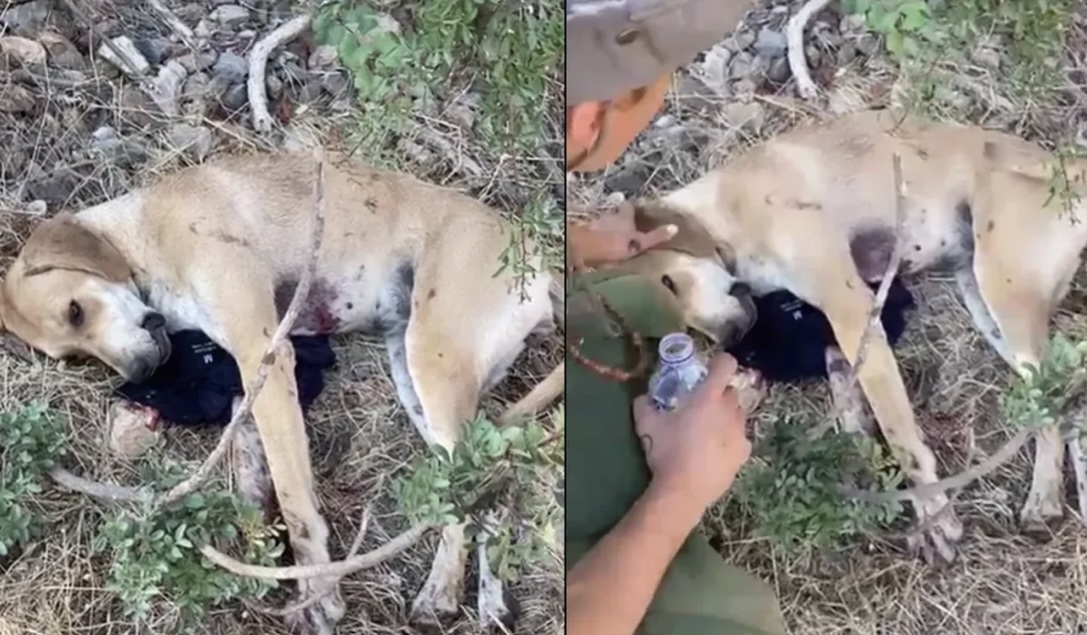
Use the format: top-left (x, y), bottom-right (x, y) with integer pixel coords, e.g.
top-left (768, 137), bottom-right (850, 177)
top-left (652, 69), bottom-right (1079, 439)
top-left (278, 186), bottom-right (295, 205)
top-left (959, 256), bottom-right (1062, 533)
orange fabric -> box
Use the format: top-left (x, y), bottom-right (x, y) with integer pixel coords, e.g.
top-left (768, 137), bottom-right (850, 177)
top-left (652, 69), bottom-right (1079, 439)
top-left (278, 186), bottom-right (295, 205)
top-left (566, 73), bottom-right (672, 173)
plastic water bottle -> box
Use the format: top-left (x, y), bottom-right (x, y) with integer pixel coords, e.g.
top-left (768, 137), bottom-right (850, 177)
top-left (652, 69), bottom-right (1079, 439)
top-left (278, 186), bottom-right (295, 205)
top-left (648, 332), bottom-right (708, 412)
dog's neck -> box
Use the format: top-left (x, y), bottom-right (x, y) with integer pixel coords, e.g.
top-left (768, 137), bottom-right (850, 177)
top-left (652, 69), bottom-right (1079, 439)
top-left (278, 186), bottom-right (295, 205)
top-left (658, 171), bottom-right (736, 243)
top-left (69, 191), bottom-right (153, 283)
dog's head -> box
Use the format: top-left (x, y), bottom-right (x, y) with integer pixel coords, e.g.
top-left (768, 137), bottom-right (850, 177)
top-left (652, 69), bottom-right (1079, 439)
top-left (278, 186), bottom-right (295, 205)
top-left (622, 199), bottom-right (757, 346)
top-left (0, 215), bottom-right (170, 382)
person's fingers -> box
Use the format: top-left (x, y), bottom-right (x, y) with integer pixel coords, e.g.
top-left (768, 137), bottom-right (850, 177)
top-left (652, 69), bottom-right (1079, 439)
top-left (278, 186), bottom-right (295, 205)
top-left (632, 224), bottom-right (678, 254)
top-left (632, 395), bottom-right (656, 435)
top-left (698, 352), bottom-right (740, 397)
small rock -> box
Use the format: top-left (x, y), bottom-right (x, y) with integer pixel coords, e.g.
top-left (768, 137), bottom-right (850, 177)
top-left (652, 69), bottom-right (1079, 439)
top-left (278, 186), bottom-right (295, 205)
top-left (23, 200), bottom-right (47, 216)
top-left (266, 74), bottom-right (283, 100)
top-left (767, 57), bottom-right (791, 83)
top-left (118, 88), bottom-right (160, 129)
top-left (731, 78), bottom-right (758, 101)
top-left (729, 52), bottom-right (755, 80)
top-left (970, 36), bottom-right (1003, 70)
top-left (855, 33), bottom-right (879, 56)
top-left (754, 27), bottom-right (787, 59)
top-left (109, 402), bottom-right (161, 460)
top-left (320, 70), bottom-right (350, 98)
top-left (720, 101), bottom-right (766, 134)
top-left (723, 30), bottom-right (756, 52)
top-left (90, 125), bottom-right (124, 157)
top-left (0, 35), bottom-right (47, 67)
top-left (837, 44), bottom-right (858, 67)
top-left (210, 4), bottom-right (251, 28)
top-left (0, 83), bottom-right (35, 113)
top-left (308, 45), bottom-right (339, 70)
top-left (175, 50), bottom-right (218, 73)
top-left (97, 36), bottom-right (150, 77)
top-left (219, 83), bottom-right (248, 111)
top-left (38, 31), bottom-right (84, 70)
top-left (182, 72), bottom-right (211, 101)
top-left (175, 2), bottom-right (204, 23)
top-left (212, 51), bottom-right (247, 83)
top-left (148, 60), bottom-right (188, 117)
top-left (298, 79), bottom-right (323, 103)
top-left (134, 37), bottom-right (174, 66)
top-left (194, 19), bottom-right (213, 39)
top-left (167, 123), bottom-right (213, 162)
top-left (28, 170), bottom-right (79, 205)
top-left (0, 0), bottom-right (51, 36)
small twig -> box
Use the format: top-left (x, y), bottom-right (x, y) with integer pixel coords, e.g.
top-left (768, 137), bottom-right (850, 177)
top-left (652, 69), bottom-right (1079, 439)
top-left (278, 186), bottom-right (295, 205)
top-left (786, 0), bottom-right (831, 100)
top-left (249, 14), bottom-right (312, 133)
top-left (850, 428), bottom-right (1035, 503)
top-left (200, 522), bottom-right (435, 580)
top-left (146, 0), bottom-right (198, 50)
top-left (48, 465), bottom-right (147, 503)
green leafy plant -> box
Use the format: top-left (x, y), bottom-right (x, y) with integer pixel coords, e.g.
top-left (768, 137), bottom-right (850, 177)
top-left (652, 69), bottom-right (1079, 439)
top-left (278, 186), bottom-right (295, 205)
top-left (731, 417), bottom-right (904, 553)
top-left (93, 460), bottom-right (282, 622)
top-left (1000, 332), bottom-right (1087, 433)
top-left (0, 403), bottom-right (66, 557)
top-left (392, 408), bottom-right (563, 582)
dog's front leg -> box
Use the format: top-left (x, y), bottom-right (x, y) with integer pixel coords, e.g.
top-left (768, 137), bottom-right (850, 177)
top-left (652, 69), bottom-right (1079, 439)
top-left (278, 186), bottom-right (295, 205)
top-left (820, 280), bottom-right (964, 562)
top-left (230, 327), bottom-right (344, 633)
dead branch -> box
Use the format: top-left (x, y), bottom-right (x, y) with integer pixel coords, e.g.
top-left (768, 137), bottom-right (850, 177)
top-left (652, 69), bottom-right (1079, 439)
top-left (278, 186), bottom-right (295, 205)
top-left (249, 14), bottom-right (312, 133)
top-left (786, 0), bottom-right (831, 100)
top-left (48, 465), bottom-right (147, 503)
top-left (200, 521), bottom-right (434, 580)
top-left (244, 505), bottom-right (375, 616)
top-left (850, 428), bottom-right (1034, 503)
top-left (47, 151), bottom-right (328, 506)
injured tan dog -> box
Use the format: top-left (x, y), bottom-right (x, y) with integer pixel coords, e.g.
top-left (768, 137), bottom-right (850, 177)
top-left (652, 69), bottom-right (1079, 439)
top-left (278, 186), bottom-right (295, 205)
top-left (611, 109), bottom-right (1087, 562)
top-left (0, 152), bottom-right (564, 633)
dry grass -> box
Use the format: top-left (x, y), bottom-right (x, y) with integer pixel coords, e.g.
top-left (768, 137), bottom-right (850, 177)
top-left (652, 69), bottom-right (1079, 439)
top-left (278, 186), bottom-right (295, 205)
top-left (568, 6), bottom-right (1087, 635)
top-left (0, 0), bottom-right (564, 633)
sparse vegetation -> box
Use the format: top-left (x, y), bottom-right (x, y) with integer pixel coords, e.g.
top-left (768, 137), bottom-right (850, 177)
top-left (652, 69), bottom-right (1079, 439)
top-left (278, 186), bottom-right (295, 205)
top-left (0, 404), bottom-right (66, 558)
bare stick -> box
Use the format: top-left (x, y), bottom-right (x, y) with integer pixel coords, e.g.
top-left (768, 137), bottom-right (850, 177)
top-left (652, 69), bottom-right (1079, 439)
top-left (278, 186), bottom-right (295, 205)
top-left (249, 14), bottom-right (311, 133)
top-left (48, 465), bottom-right (147, 503)
top-left (157, 152), bottom-right (327, 508)
top-left (200, 522), bottom-right (434, 580)
top-left (245, 505), bottom-right (374, 616)
top-left (786, 0), bottom-right (831, 100)
top-left (146, 0), bottom-right (198, 50)
top-left (850, 428), bottom-right (1035, 503)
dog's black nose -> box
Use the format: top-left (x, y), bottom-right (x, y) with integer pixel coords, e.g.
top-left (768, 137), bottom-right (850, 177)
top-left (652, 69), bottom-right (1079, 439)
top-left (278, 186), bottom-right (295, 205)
top-left (141, 312), bottom-right (166, 331)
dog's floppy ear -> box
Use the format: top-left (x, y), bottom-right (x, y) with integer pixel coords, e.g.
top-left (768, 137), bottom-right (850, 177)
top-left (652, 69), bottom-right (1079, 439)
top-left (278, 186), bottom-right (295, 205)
top-left (19, 215), bottom-right (131, 282)
top-left (630, 199), bottom-right (737, 270)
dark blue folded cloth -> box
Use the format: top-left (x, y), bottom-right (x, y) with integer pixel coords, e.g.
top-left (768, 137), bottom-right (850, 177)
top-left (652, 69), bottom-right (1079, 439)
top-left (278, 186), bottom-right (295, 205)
top-left (725, 278), bottom-right (914, 384)
top-left (116, 330), bottom-right (336, 426)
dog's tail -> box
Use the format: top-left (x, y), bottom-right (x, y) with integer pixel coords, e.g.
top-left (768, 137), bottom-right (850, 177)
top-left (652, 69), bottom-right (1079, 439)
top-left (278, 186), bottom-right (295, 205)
top-left (983, 140), bottom-right (1087, 190)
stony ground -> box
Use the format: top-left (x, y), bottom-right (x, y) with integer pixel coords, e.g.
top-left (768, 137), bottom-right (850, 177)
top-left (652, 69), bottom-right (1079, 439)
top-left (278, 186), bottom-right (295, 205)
top-left (569, 2), bottom-right (1087, 634)
top-left (0, 1), bottom-right (563, 634)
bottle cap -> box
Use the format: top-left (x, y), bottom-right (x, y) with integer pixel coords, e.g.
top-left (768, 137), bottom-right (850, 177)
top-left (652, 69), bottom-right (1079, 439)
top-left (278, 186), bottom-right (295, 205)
top-left (658, 332), bottom-right (694, 364)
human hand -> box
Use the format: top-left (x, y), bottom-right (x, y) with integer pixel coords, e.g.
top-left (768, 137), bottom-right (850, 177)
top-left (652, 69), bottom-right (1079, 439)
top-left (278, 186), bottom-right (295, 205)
top-left (632, 353), bottom-right (752, 516)
top-left (569, 201), bottom-right (677, 271)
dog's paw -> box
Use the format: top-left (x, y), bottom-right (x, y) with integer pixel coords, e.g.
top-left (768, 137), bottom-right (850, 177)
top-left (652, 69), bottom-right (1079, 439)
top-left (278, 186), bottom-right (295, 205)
top-left (1020, 492), bottom-right (1063, 537)
top-left (409, 576), bottom-right (463, 627)
top-left (286, 582), bottom-right (346, 635)
top-left (908, 495), bottom-right (963, 565)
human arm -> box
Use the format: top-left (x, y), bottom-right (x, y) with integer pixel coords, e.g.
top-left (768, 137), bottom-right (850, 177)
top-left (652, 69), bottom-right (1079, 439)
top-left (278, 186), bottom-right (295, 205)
top-left (567, 354), bottom-right (753, 635)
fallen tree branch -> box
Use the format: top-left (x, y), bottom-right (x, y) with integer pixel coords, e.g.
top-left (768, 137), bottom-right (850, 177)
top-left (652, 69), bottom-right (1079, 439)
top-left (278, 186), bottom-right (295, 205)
top-left (201, 521), bottom-right (435, 580)
top-left (48, 151), bottom-right (328, 506)
top-left (786, 0), bottom-right (831, 100)
top-left (849, 428), bottom-right (1035, 503)
top-left (249, 14), bottom-right (312, 133)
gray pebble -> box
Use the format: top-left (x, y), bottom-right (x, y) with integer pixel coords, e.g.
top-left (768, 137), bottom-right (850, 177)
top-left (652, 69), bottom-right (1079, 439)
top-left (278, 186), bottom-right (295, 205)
top-left (219, 83), bottom-right (248, 111)
top-left (134, 37), bottom-right (173, 66)
top-left (754, 27), bottom-right (788, 59)
top-left (210, 4), bottom-right (250, 28)
top-left (212, 51), bottom-right (248, 83)
top-left (768, 56), bottom-right (791, 83)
